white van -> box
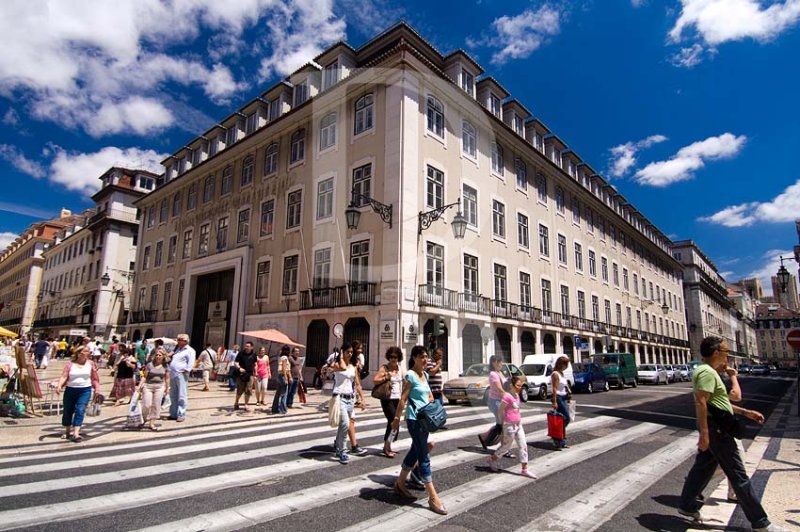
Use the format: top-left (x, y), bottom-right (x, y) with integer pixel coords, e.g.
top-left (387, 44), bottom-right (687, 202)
top-left (520, 354), bottom-right (574, 401)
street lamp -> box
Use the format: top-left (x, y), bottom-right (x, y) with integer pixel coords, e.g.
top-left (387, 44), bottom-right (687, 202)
top-left (418, 198), bottom-right (468, 239)
top-left (101, 272), bottom-right (111, 287)
top-left (345, 191), bottom-right (393, 230)
top-left (776, 256), bottom-right (790, 293)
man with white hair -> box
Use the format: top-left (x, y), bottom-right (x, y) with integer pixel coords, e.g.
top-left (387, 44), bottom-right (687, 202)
top-left (168, 334), bottom-right (196, 422)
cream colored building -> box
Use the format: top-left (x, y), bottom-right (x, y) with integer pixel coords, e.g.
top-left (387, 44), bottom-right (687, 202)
top-left (129, 23), bottom-right (690, 376)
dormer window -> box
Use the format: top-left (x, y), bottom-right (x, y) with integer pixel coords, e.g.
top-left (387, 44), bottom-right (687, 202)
top-left (490, 94), bottom-right (501, 118)
top-left (513, 115), bottom-right (524, 135)
top-left (461, 69), bottom-right (474, 96)
top-left (210, 136), bottom-right (221, 156)
top-left (294, 81), bottom-right (308, 107)
top-left (269, 99), bottom-right (280, 121)
top-left (226, 125), bottom-right (238, 146)
top-left (551, 147), bottom-right (561, 166)
top-left (323, 60), bottom-right (340, 90)
top-left (534, 132), bottom-right (544, 152)
top-left (193, 143), bottom-right (206, 165)
top-left (178, 157), bottom-right (187, 174)
top-left (245, 112), bottom-right (258, 135)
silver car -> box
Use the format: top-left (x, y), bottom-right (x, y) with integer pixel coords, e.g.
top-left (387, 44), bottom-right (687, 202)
top-left (637, 364), bottom-right (668, 385)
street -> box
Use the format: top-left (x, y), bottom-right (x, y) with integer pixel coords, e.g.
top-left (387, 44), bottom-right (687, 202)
top-left (0, 375), bottom-right (793, 532)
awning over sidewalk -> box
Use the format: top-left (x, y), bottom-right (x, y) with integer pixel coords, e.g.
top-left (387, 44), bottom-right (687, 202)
top-left (0, 326), bottom-right (18, 338)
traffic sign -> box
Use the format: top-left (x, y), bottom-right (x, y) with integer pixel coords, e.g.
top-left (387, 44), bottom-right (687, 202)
top-left (786, 329), bottom-right (800, 350)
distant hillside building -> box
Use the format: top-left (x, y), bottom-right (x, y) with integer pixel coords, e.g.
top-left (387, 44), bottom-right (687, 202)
top-left (771, 272), bottom-right (799, 311)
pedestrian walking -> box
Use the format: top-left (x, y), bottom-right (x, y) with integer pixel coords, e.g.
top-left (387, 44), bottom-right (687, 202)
top-left (215, 345), bottom-right (228, 384)
top-left (478, 355), bottom-right (506, 450)
top-left (56, 346), bottom-right (100, 442)
top-left (391, 345), bottom-right (447, 515)
top-left (287, 346), bottom-right (304, 408)
top-left (197, 343), bottom-right (215, 391)
top-left (486, 376), bottom-right (537, 478)
top-left (373, 346), bottom-right (404, 458)
top-left (111, 346), bottom-right (137, 406)
top-left (271, 345), bottom-right (291, 415)
top-left (550, 355), bottom-right (572, 450)
top-left (168, 334), bottom-right (196, 422)
top-left (141, 349), bottom-right (170, 431)
top-left (425, 347), bottom-right (444, 405)
top-left (255, 347), bottom-right (271, 406)
top-left (330, 342), bottom-right (367, 463)
top-left (226, 344), bottom-right (239, 391)
top-left (233, 342), bottom-right (257, 411)
top-left (32, 336), bottom-right (50, 369)
top-left (678, 337), bottom-right (781, 531)
top-left (718, 362), bottom-right (747, 502)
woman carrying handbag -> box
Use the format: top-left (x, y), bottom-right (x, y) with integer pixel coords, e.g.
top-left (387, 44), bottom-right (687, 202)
top-left (373, 346), bottom-right (404, 457)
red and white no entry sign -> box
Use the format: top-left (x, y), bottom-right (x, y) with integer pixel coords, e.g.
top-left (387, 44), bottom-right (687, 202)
top-left (786, 329), bottom-right (800, 350)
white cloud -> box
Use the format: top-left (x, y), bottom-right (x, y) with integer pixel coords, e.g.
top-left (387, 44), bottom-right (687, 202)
top-left (669, 0), bottom-right (800, 45)
top-left (0, 144), bottom-right (46, 178)
top-left (467, 5), bottom-right (562, 65)
top-left (2, 108), bottom-right (19, 125)
top-left (634, 132), bottom-right (747, 186)
top-left (607, 134), bottom-right (668, 177)
top-left (745, 248), bottom-right (797, 296)
top-left (49, 146), bottom-right (168, 194)
top-left (669, 43), bottom-right (706, 67)
top-left (699, 178), bottom-right (800, 226)
top-left (631, 0), bottom-right (646, 5)
top-left (0, 232), bottom-right (19, 250)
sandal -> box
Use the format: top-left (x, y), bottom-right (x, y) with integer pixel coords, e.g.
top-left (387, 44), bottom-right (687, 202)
top-left (428, 500), bottom-right (448, 515)
top-left (382, 450), bottom-right (397, 458)
top-left (393, 481), bottom-right (415, 499)
top-left (71, 435), bottom-right (84, 442)
top-left (149, 425), bottom-right (159, 432)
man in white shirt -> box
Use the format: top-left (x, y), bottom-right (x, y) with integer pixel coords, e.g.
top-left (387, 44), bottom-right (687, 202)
top-left (168, 333), bottom-right (196, 422)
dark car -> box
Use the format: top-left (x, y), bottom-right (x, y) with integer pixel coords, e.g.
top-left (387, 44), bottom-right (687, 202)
top-left (571, 362), bottom-right (609, 394)
top-left (738, 364), bottom-right (752, 374)
top-left (750, 364), bottom-right (771, 376)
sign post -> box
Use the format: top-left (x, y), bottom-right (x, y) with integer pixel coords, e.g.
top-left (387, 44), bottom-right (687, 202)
top-left (786, 329), bottom-right (800, 417)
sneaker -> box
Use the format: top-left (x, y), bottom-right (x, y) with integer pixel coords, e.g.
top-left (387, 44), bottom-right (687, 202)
top-left (678, 508), bottom-right (704, 523)
top-left (486, 457), bottom-right (498, 472)
top-left (520, 469), bottom-right (538, 479)
top-left (350, 445), bottom-right (368, 456)
top-left (503, 451), bottom-right (516, 459)
top-left (337, 452), bottom-right (350, 464)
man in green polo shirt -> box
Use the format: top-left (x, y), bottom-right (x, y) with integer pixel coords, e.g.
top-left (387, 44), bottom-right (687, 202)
top-left (678, 337), bottom-right (782, 531)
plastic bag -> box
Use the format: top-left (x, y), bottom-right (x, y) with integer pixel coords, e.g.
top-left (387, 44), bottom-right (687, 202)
top-left (567, 400), bottom-right (577, 423)
top-left (126, 391), bottom-right (143, 428)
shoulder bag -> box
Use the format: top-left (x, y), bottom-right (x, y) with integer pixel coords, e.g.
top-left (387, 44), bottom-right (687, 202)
top-left (707, 403), bottom-right (746, 439)
top-left (410, 373), bottom-right (447, 432)
top-left (370, 365), bottom-right (392, 400)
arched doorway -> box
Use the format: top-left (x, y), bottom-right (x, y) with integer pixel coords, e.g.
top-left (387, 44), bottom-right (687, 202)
top-left (423, 318), bottom-right (449, 362)
top-left (144, 328), bottom-right (153, 341)
top-left (462, 324), bottom-right (482, 371)
top-left (305, 319), bottom-right (329, 370)
top-left (520, 331), bottom-right (535, 359)
top-left (594, 339), bottom-right (603, 353)
top-left (132, 329), bottom-right (141, 343)
top-left (543, 333), bottom-right (556, 353)
top-left (344, 317), bottom-right (370, 370)
top-left (495, 328), bottom-right (511, 362)
top-left (562, 335), bottom-right (574, 358)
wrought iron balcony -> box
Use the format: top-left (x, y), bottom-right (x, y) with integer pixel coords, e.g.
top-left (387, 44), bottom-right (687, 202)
top-left (299, 283), bottom-right (377, 310)
top-left (32, 315), bottom-right (77, 328)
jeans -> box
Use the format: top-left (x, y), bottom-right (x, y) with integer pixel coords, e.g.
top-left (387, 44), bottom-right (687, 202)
top-left (34, 352), bottom-right (45, 368)
top-left (169, 372), bottom-right (189, 419)
top-left (271, 375), bottom-right (288, 414)
top-left (679, 420), bottom-right (770, 528)
top-left (380, 398), bottom-right (400, 442)
top-left (286, 377), bottom-right (299, 407)
top-left (554, 394), bottom-right (570, 447)
top-left (485, 397), bottom-right (503, 445)
top-left (62, 386), bottom-right (92, 427)
top-left (334, 396), bottom-right (355, 454)
top-left (402, 419), bottom-right (432, 484)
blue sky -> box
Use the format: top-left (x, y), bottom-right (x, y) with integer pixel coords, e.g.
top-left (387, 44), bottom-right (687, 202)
top-left (1, 0), bottom-right (798, 294)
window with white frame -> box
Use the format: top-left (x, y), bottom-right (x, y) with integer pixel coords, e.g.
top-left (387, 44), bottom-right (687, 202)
top-left (541, 279), bottom-right (552, 313)
top-left (203, 176), bottom-right (215, 203)
top-left (317, 177), bottom-right (334, 220)
top-left (163, 281), bottom-right (172, 310)
top-left (519, 272), bottom-right (532, 310)
top-left (491, 142), bottom-right (504, 175)
top-left (352, 163), bottom-right (372, 207)
top-left (198, 224), bottom-right (209, 256)
top-left (237, 209), bottom-right (250, 244)
top-left (426, 242), bottom-right (444, 292)
top-left (149, 285), bottom-right (158, 310)
top-left (293, 81), bottom-right (308, 107)
top-left (517, 213), bottom-right (529, 249)
top-left (313, 248), bottom-right (332, 289)
top-left (461, 68), bottom-right (474, 95)
top-left (264, 144), bottom-right (278, 176)
top-left (167, 235), bottom-right (177, 264)
top-left (241, 156), bottom-right (254, 187)
top-left (172, 192), bottom-right (181, 217)
top-left (513, 115), bottom-right (524, 135)
top-left (626, 306), bottom-right (632, 327)
top-left (143, 245), bottom-right (151, 270)
top-left (282, 254), bottom-right (299, 295)
top-left (218, 166), bottom-right (231, 196)
top-left (636, 309), bottom-right (642, 330)
top-left (560, 285), bottom-right (570, 315)
top-left (349, 240), bottom-right (369, 286)
top-left (226, 124), bottom-right (238, 146)
top-left (354, 94), bottom-right (374, 135)
top-left (612, 262), bottom-right (619, 287)
top-left (616, 303), bottom-right (623, 326)
top-left (515, 158), bottom-right (527, 190)
top-left (426, 165), bottom-right (444, 209)
top-left (210, 136), bottom-right (220, 156)
top-left (462, 120), bottom-right (476, 158)
top-left (610, 224), bottom-right (617, 247)
top-left (633, 273), bottom-right (639, 295)
top-left (154, 241), bottom-right (163, 267)
top-left (623, 267), bottom-right (629, 291)
top-left (290, 129), bottom-right (305, 164)
top-left (269, 98), bottom-right (280, 121)
top-left (493, 264), bottom-right (507, 302)
top-left (492, 200), bottom-right (506, 238)
top-left (246, 112), bottom-right (257, 135)
top-left (601, 257), bottom-right (609, 282)
top-left (555, 186), bottom-right (565, 214)
top-left (159, 199), bottom-right (168, 223)
top-left (589, 250), bottom-right (597, 277)
top-left (260, 199), bottom-right (275, 237)
top-left (426, 95), bottom-right (444, 138)
top-left (604, 299), bottom-right (612, 324)
top-left (216, 217), bottom-right (229, 251)
top-left (463, 184), bottom-right (477, 227)
top-left (286, 190), bottom-right (302, 229)
top-left (536, 174), bottom-right (547, 203)
top-left (323, 60), bottom-right (339, 90)
top-left (571, 196), bottom-right (580, 224)
top-left (256, 260), bottom-right (271, 299)
top-left (535, 132), bottom-right (544, 152)
top-left (463, 254), bottom-right (479, 297)
top-left (557, 234), bottom-right (567, 265)
top-left (187, 184), bottom-right (197, 210)
top-left (574, 243), bottom-right (583, 272)
top-left (490, 93), bottom-right (501, 117)
top-left (147, 206), bottom-right (155, 228)
top-left (319, 113), bottom-right (337, 151)
top-left (642, 276), bottom-right (647, 298)
top-left (577, 290), bottom-right (586, 319)
top-left (539, 224), bottom-right (549, 257)
top-left (182, 229), bottom-right (192, 259)
top-left (592, 295), bottom-right (599, 322)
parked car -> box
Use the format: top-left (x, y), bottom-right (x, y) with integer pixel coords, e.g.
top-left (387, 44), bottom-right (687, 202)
top-left (750, 364), bottom-right (771, 376)
top-left (663, 364), bottom-right (677, 383)
top-left (520, 354), bottom-right (574, 401)
top-left (591, 352), bottom-right (638, 389)
top-left (443, 363), bottom-right (529, 404)
top-left (638, 364), bottom-right (669, 385)
top-left (738, 364), bottom-right (752, 374)
top-left (674, 364), bottom-right (692, 381)
top-left (571, 362), bottom-right (609, 394)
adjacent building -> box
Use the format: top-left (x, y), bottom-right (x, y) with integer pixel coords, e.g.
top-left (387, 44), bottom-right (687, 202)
top-left (754, 304), bottom-right (799, 368)
top-left (0, 209), bottom-right (87, 335)
top-left (771, 272), bottom-right (799, 311)
top-left (128, 23), bottom-right (690, 376)
top-left (33, 168), bottom-right (156, 341)
top-left (726, 282), bottom-right (759, 360)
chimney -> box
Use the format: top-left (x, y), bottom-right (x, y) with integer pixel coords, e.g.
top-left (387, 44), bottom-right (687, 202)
top-left (60, 208), bottom-right (72, 218)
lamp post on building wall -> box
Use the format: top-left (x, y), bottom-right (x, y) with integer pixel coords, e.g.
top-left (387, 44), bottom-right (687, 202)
top-left (418, 198), bottom-right (468, 239)
top-left (344, 191), bottom-right (393, 230)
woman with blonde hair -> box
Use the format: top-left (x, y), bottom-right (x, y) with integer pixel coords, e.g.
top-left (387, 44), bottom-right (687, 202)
top-left (141, 349), bottom-right (170, 431)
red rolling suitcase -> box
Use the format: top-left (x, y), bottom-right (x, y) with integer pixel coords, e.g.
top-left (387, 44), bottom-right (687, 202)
top-left (547, 411), bottom-right (565, 440)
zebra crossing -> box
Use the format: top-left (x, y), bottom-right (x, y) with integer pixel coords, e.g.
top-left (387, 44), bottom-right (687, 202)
top-left (0, 402), bottom-right (714, 531)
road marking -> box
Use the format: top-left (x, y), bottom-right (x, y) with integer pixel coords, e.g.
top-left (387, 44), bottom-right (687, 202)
top-left (517, 434), bottom-right (697, 531)
top-left (578, 403), bottom-right (696, 421)
top-left (136, 415), bottom-right (619, 532)
top-left (339, 422), bottom-right (666, 532)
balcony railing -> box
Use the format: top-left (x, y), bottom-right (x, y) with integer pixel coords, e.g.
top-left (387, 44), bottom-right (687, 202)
top-left (88, 208), bottom-right (138, 226)
top-left (32, 315), bottom-right (77, 328)
top-left (129, 310), bottom-right (158, 324)
top-left (417, 284), bottom-right (690, 348)
top-left (299, 283), bottom-right (378, 310)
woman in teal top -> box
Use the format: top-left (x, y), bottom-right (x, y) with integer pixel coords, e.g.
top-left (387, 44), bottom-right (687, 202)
top-left (391, 345), bottom-right (447, 515)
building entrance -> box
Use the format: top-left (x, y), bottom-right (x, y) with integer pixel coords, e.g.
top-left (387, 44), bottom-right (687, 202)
top-left (190, 269), bottom-right (235, 352)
